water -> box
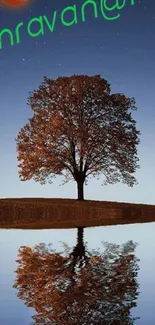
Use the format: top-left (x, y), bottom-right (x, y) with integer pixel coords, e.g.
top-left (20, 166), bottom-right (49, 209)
top-left (0, 222), bottom-right (155, 325)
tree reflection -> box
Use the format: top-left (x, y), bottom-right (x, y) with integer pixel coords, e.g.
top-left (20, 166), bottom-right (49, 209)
top-left (13, 227), bottom-right (140, 324)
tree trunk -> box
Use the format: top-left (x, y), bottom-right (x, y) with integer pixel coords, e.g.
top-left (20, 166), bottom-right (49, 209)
top-left (77, 181), bottom-right (84, 200)
top-left (70, 227), bottom-right (85, 275)
top-left (77, 227), bottom-right (84, 246)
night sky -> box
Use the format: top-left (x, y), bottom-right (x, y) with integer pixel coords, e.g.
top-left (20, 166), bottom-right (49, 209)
top-left (0, 0), bottom-right (155, 204)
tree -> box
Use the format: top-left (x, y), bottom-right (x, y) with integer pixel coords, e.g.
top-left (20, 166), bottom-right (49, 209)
top-left (16, 75), bottom-right (141, 200)
top-left (69, 227), bottom-right (88, 276)
top-left (13, 232), bottom-right (140, 325)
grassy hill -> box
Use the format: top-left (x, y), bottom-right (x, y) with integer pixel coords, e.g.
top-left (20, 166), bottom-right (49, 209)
top-left (0, 198), bottom-right (155, 229)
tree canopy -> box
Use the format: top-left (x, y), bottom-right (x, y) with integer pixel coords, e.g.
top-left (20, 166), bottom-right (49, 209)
top-left (16, 74), bottom-right (141, 199)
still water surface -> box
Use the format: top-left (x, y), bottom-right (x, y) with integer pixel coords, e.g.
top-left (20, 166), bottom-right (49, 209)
top-left (0, 222), bottom-right (155, 325)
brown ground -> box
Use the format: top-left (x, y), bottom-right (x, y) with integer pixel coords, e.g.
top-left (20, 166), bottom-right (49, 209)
top-left (0, 198), bottom-right (155, 229)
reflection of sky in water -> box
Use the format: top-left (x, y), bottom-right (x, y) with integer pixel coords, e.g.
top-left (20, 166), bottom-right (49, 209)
top-left (0, 222), bottom-right (155, 325)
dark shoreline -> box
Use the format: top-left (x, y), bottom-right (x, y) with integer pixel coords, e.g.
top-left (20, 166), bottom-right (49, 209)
top-left (0, 198), bottom-right (155, 229)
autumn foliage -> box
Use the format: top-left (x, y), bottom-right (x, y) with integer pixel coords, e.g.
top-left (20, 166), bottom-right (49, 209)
top-left (13, 230), bottom-right (140, 324)
top-left (16, 75), bottom-right (140, 199)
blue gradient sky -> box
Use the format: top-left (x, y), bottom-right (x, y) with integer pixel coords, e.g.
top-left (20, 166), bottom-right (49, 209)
top-left (0, 0), bottom-right (155, 204)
